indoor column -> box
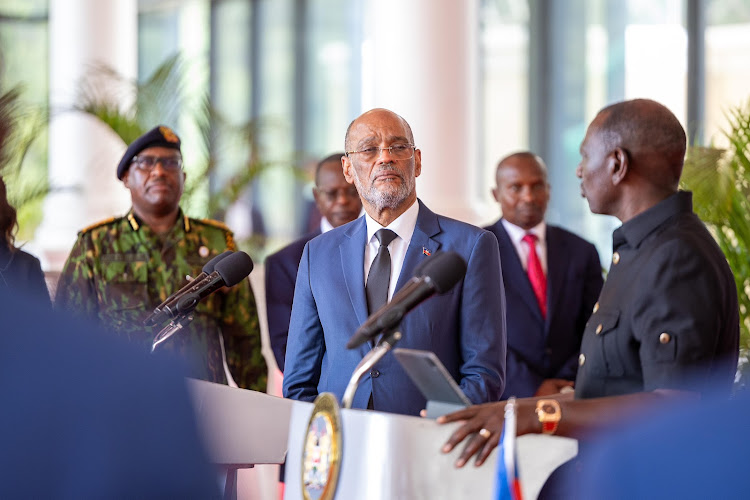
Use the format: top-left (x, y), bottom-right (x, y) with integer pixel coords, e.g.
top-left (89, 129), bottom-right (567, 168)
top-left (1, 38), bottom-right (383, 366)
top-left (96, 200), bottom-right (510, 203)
top-left (39, 0), bottom-right (136, 271)
top-left (361, 0), bottom-right (485, 224)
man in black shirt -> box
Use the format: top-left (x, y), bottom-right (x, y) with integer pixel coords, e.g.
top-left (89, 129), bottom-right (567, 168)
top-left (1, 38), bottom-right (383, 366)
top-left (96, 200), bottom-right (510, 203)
top-left (438, 98), bottom-right (739, 473)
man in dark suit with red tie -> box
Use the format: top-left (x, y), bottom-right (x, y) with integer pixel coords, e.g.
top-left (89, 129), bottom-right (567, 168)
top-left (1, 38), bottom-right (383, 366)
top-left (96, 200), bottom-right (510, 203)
top-left (484, 152), bottom-right (603, 399)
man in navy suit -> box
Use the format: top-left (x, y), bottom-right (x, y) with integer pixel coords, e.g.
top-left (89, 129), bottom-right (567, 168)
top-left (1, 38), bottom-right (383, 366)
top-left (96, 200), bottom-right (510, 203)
top-left (265, 153), bottom-right (362, 372)
top-left (484, 152), bottom-right (603, 399)
top-left (283, 108), bottom-right (506, 416)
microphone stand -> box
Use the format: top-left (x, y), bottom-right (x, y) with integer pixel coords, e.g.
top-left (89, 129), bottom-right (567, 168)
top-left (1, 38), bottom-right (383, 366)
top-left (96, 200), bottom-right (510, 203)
top-left (342, 328), bottom-right (402, 409)
top-left (151, 309), bottom-right (196, 353)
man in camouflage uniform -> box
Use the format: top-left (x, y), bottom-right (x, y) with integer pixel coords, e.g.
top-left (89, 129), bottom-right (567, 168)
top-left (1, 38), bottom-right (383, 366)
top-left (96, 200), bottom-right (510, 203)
top-left (55, 125), bottom-right (267, 391)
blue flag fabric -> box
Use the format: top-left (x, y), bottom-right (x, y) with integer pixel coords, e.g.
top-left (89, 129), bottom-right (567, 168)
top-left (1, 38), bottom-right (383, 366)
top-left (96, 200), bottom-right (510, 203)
top-left (495, 397), bottom-right (523, 500)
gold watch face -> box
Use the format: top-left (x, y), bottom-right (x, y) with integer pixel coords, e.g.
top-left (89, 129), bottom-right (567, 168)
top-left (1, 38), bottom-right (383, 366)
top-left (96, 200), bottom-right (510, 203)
top-left (302, 393), bottom-right (342, 500)
top-left (536, 400), bottom-right (561, 421)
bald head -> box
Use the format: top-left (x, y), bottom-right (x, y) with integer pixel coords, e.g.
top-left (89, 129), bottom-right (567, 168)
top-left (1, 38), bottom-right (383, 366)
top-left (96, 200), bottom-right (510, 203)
top-left (341, 108), bottom-right (421, 226)
top-left (577, 99), bottom-right (688, 221)
top-left (344, 108), bottom-right (415, 153)
top-left (492, 151), bottom-right (550, 229)
top-left (595, 98), bottom-right (686, 190)
top-left (496, 152), bottom-right (548, 179)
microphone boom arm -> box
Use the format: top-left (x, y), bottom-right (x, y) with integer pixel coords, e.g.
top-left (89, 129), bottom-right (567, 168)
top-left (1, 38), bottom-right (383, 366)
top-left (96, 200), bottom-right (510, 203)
top-left (342, 329), bottom-right (402, 409)
top-left (151, 310), bottom-right (195, 352)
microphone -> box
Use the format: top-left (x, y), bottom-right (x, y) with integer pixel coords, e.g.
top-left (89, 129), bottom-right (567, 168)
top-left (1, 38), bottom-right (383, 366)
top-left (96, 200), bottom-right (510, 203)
top-left (145, 251), bottom-right (233, 326)
top-left (346, 251), bottom-right (467, 349)
top-left (145, 251), bottom-right (254, 326)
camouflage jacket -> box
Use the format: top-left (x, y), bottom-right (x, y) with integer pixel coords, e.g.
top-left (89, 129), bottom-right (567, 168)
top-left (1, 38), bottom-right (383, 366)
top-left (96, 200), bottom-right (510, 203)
top-left (54, 209), bottom-right (267, 391)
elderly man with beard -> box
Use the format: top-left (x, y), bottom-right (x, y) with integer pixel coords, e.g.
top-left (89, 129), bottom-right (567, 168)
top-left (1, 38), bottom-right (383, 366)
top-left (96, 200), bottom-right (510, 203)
top-left (282, 108), bottom-right (506, 416)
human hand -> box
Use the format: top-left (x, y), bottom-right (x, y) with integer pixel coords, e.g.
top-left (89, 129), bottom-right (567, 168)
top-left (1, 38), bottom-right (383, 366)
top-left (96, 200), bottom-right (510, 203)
top-left (534, 378), bottom-right (574, 397)
top-left (436, 402), bottom-right (506, 468)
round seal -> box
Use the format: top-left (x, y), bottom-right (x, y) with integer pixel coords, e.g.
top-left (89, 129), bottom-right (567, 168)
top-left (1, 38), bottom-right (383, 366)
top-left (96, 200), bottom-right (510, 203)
top-left (301, 393), bottom-right (342, 500)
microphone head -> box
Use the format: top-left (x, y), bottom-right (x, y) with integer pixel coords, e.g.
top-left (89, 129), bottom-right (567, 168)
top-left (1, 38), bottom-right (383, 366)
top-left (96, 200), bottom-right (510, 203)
top-left (214, 251), bottom-right (254, 286)
top-left (417, 251), bottom-right (467, 293)
top-left (202, 250), bottom-right (233, 273)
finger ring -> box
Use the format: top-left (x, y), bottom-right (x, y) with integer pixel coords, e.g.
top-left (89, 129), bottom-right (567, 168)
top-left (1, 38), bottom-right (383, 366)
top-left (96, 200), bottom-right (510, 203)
top-left (478, 428), bottom-right (491, 439)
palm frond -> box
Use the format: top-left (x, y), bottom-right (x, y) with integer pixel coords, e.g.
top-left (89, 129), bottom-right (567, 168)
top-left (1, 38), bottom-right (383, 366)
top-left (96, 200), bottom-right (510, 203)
top-left (0, 86), bottom-right (49, 208)
top-left (72, 51), bottom-right (298, 225)
top-left (681, 99), bottom-right (750, 382)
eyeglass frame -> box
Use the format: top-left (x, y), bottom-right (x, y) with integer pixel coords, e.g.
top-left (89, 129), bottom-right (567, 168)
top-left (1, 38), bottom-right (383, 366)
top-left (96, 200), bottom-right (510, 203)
top-left (344, 144), bottom-right (416, 160)
top-left (130, 154), bottom-right (184, 173)
top-left (313, 186), bottom-right (360, 202)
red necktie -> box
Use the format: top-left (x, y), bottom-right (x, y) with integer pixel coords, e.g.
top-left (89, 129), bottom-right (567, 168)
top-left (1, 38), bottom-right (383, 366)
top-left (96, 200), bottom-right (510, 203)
top-left (522, 233), bottom-right (547, 318)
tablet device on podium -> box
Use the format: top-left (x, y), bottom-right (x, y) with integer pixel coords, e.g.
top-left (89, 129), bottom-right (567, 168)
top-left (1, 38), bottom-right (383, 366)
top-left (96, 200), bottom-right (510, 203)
top-left (393, 348), bottom-right (471, 419)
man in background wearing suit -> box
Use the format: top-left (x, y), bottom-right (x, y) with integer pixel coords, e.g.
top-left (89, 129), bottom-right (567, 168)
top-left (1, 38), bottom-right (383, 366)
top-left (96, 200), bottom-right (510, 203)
top-left (265, 153), bottom-right (362, 372)
top-left (283, 108), bottom-right (506, 416)
top-left (484, 152), bottom-right (603, 398)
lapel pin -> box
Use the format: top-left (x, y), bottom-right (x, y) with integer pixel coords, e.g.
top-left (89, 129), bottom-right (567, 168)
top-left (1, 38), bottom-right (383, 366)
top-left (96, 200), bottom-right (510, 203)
top-left (422, 247), bottom-right (431, 256)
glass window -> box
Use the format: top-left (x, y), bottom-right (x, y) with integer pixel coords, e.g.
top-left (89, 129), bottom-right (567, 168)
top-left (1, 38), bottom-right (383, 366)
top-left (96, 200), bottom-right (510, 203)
top-left (479, 0), bottom-right (530, 224)
top-left (138, 1), bottom-right (212, 216)
top-left (705, 1), bottom-right (750, 146)
top-left (0, 2), bottom-right (49, 241)
top-left (304, 0), bottom-right (360, 157)
top-left (250, 0), bottom-right (296, 247)
top-left (482, 0), bottom-right (693, 266)
top-left (210, 0), bottom-right (255, 239)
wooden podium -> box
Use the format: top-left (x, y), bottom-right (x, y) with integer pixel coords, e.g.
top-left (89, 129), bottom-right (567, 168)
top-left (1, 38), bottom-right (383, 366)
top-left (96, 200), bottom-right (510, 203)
top-left (187, 379), bottom-right (577, 500)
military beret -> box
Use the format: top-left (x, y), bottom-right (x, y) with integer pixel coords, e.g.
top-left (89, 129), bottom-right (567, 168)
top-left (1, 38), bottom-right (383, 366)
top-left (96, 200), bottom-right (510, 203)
top-left (116, 125), bottom-right (181, 180)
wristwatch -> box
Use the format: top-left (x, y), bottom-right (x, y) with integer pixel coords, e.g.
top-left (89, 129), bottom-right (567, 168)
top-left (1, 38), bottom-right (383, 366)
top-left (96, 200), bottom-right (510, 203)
top-left (535, 399), bottom-right (562, 435)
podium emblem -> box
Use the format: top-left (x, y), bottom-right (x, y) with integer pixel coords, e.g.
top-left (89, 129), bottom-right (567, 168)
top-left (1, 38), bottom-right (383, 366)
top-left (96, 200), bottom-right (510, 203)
top-left (302, 393), bottom-right (342, 500)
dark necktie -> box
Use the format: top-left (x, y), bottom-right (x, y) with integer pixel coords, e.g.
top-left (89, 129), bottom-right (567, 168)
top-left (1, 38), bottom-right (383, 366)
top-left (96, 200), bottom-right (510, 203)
top-left (366, 229), bottom-right (398, 315)
top-left (522, 233), bottom-right (547, 318)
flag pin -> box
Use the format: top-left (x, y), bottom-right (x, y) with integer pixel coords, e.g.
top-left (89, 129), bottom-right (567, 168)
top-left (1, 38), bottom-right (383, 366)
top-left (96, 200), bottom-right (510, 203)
top-left (422, 247), bottom-right (431, 256)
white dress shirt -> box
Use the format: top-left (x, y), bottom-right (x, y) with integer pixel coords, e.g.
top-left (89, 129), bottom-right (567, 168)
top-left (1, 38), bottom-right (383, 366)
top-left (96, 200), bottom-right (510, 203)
top-left (320, 216), bottom-right (334, 234)
top-left (363, 200), bottom-right (420, 301)
top-left (501, 218), bottom-right (548, 274)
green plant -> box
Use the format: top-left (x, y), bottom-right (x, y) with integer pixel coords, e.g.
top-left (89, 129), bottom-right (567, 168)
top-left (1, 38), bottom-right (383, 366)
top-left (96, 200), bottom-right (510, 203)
top-left (73, 53), bottom-right (294, 235)
top-left (0, 86), bottom-right (49, 241)
top-left (680, 100), bottom-right (750, 388)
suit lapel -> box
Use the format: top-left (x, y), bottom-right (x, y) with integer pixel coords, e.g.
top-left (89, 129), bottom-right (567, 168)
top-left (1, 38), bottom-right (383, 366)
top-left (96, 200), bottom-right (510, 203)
top-left (545, 226), bottom-right (567, 331)
top-left (340, 218), bottom-right (369, 328)
top-left (494, 220), bottom-right (543, 320)
top-left (395, 201), bottom-right (441, 292)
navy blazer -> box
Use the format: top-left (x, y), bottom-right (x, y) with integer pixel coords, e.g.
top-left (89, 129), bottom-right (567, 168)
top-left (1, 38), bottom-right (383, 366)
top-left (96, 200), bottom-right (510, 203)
top-left (0, 289), bottom-right (220, 498)
top-left (0, 242), bottom-right (51, 307)
top-left (283, 201), bottom-right (507, 416)
top-left (484, 220), bottom-right (603, 399)
top-left (265, 230), bottom-right (321, 371)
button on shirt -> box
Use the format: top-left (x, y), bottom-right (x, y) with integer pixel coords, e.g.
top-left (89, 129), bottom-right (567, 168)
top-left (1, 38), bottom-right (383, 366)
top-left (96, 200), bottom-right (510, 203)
top-left (363, 200), bottom-right (420, 301)
top-left (574, 191), bottom-right (739, 399)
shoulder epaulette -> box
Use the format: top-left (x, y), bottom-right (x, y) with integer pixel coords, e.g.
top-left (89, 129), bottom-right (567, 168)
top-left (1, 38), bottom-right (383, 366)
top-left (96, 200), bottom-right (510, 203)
top-left (195, 217), bottom-right (232, 233)
top-left (78, 216), bottom-right (119, 235)
top-left (192, 217), bottom-right (236, 250)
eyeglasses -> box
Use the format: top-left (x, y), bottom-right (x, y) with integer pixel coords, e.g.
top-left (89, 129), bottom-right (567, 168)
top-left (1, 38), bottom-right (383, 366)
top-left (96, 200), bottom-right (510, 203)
top-left (316, 186), bottom-right (360, 202)
top-left (131, 155), bottom-right (183, 173)
top-left (345, 144), bottom-right (415, 161)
